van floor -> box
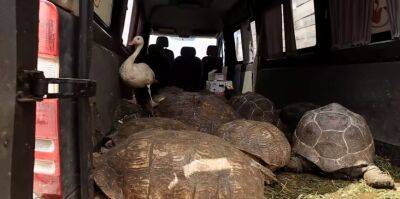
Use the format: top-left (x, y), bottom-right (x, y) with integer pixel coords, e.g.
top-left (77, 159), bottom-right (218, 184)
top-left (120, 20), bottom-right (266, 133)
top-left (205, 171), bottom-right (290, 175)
top-left (265, 156), bottom-right (400, 199)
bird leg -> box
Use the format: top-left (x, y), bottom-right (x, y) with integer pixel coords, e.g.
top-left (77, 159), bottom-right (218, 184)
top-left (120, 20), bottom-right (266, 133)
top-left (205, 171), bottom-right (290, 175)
top-left (147, 84), bottom-right (158, 108)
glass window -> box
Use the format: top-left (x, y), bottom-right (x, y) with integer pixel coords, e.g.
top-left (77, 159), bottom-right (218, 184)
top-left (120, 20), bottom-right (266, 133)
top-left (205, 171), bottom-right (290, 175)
top-left (149, 34), bottom-right (217, 59)
top-left (371, 0), bottom-right (392, 43)
top-left (281, 4), bottom-right (286, 52)
top-left (122, 0), bottom-right (135, 46)
top-left (292, 0), bottom-right (316, 49)
top-left (220, 40), bottom-right (226, 66)
top-left (94, 0), bottom-right (114, 26)
top-left (249, 21), bottom-right (258, 62)
top-left (234, 29), bottom-right (244, 62)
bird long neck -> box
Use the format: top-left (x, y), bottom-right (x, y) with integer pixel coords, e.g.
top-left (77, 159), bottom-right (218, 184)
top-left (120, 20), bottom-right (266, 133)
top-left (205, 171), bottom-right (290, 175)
top-left (126, 43), bottom-right (143, 64)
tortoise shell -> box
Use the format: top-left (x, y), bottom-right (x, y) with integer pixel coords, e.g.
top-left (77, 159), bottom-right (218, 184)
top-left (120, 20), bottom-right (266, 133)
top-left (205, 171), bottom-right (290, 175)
top-left (154, 86), bottom-right (184, 102)
top-left (94, 130), bottom-right (276, 199)
top-left (293, 103), bottom-right (374, 173)
top-left (229, 92), bottom-right (277, 124)
top-left (156, 92), bottom-right (238, 134)
top-left (108, 117), bottom-right (193, 146)
top-left (217, 120), bottom-right (291, 171)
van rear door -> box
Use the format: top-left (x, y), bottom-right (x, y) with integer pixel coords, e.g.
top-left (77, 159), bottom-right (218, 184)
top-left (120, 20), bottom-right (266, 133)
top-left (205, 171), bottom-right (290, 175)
top-left (0, 1), bottom-right (39, 198)
top-left (0, 1), bottom-right (97, 198)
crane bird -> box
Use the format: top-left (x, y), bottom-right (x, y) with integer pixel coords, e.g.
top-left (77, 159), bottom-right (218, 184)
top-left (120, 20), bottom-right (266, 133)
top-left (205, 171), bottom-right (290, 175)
top-left (119, 36), bottom-right (157, 109)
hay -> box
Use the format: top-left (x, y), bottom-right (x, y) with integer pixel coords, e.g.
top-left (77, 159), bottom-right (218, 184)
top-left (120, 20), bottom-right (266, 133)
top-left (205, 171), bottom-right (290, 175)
top-left (265, 156), bottom-right (400, 199)
top-left (300, 180), bottom-right (400, 199)
top-left (265, 172), bottom-right (352, 199)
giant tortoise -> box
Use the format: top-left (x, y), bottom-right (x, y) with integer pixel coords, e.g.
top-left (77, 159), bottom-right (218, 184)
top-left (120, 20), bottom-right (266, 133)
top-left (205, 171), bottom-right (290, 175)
top-left (288, 103), bottom-right (394, 189)
top-left (217, 120), bottom-right (291, 171)
top-left (229, 92), bottom-right (277, 124)
top-left (105, 117), bottom-right (193, 148)
top-left (94, 130), bottom-right (276, 199)
top-left (156, 92), bottom-right (238, 134)
top-left (153, 86), bottom-right (184, 103)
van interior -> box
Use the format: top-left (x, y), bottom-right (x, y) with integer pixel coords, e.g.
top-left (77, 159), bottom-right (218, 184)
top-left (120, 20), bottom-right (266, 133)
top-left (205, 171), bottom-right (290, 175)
top-left (1, 0), bottom-right (400, 198)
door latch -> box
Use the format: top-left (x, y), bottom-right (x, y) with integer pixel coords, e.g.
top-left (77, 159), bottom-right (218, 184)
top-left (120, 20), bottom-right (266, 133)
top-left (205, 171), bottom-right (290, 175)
top-left (17, 70), bottom-right (96, 102)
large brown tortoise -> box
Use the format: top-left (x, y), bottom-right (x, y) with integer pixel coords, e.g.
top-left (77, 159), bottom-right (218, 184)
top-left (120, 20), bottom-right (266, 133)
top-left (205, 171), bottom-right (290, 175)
top-left (217, 120), bottom-right (291, 171)
top-left (105, 117), bottom-right (193, 148)
top-left (156, 92), bottom-right (238, 134)
top-left (94, 130), bottom-right (277, 199)
top-left (229, 92), bottom-right (277, 124)
top-left (288, 103), bottom-right (394, 189)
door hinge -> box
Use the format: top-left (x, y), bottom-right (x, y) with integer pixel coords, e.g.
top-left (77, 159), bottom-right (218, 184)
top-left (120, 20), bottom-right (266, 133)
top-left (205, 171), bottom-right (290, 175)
top-left (17, 70), bottom-right (96, 102)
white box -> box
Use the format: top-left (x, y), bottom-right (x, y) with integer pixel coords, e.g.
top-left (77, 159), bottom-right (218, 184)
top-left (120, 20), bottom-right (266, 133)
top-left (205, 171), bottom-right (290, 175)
top-left (206, 80), bottom-right (234, 94)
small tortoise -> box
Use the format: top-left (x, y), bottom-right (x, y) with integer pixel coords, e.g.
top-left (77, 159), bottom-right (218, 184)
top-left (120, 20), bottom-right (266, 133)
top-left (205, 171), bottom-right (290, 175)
top-left (289, 103), bottom-right (394, 189)
top-left (94, 130), bottom-right (276, 199)
top-left (217, 120), bottom-right (291, 171)
top-left (105, 117), bottom-right (193, 148)
top-left (229, 92), bottom-right (277, 124)
top-left (156, 92), bottom-right (238, 134)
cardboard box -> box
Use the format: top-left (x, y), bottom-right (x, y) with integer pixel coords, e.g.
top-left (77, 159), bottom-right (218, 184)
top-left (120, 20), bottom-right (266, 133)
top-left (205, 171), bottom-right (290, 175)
top-left (206, 80), bottom-right (234, 94)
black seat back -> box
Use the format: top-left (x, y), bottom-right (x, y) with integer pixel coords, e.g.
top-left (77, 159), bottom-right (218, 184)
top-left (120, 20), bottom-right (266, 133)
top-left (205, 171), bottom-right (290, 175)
top-left (171, 47), bottom-right (203, 91)
top-left (156, 36), bottom-right (175, 65)
top-left (145, 44), bottom-right (170, 87)
top-left (202, 45), bottom-right (223, 83)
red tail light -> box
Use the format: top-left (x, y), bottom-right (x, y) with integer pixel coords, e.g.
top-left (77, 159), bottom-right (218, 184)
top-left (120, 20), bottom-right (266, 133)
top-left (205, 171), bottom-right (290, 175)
top-left (34, 0), bottom-right (62, 197)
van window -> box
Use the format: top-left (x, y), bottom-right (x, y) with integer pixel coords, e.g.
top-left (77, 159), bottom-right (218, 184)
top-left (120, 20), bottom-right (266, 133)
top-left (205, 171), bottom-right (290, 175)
top-left (149, 35), bottom-right (217, 59)
top-left (371, 0), bottom-right (392, 43)
top-left (94, 0), bottom-right (114, 27)
top-left (281, 4), bottom-right (286, 52)
top-left (249, 21), bottom-right (258, 62)
top-left (220, 41), bottom-right (226, 66)
top-left (122, 0), bottom-right (135, 46)
top-left (234, 29), bottom-right (244, 62)
top-left (292, 0), bottom-right (316, 49)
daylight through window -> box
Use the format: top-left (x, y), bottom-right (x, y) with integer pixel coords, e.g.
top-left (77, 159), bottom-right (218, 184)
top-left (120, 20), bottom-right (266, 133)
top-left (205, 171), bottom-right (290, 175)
top-left (292, 0), bottom-right (316, 49)
top-left (249, 21), bottom-right (258, 62)
top-left (149, 35), bottom-right (217, 59)
top-left (122, 0), bottom-right (135, 46)
top-left (234, 29), bottom-right (244, 62)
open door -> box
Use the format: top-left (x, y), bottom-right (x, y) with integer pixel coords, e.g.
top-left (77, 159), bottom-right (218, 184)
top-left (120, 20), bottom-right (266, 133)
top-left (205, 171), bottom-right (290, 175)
top-left (0, 1), bottom-right (39, 198)
top-left (0, 1), bottom-right (96, 198)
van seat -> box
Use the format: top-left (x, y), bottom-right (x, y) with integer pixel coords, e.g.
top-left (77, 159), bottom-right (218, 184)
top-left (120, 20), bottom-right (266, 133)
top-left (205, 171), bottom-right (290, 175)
top-left (202, 45), bottom-right (223, 83)
top-left (145, 44), bottom-right (170, 87)
top-left (171, 47), bottom-right (203, 92)
top-left (156, 36), bottom-right (175, 64)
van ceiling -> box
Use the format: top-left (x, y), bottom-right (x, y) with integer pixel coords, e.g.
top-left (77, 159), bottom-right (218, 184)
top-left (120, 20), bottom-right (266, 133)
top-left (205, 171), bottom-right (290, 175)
top-left (142, 0), bottom-right (240, 36)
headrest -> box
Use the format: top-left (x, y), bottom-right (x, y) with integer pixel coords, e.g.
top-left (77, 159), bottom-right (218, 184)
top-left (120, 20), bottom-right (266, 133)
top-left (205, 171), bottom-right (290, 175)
top-left (181, 47), bottom-right (196, 57)
top-left (206, 45), bottom-right (219, 57)
top-left (156, 37), bottom-right (169, 48)
top-left (148, 44), bottom-right (162, 55)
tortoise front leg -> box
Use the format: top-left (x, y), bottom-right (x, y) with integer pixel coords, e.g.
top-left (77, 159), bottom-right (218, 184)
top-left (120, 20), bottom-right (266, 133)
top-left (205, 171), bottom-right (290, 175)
top-left (362, 164), bottom-right (394, 189)
top-left (286, 155), bottom-right (314, 173)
